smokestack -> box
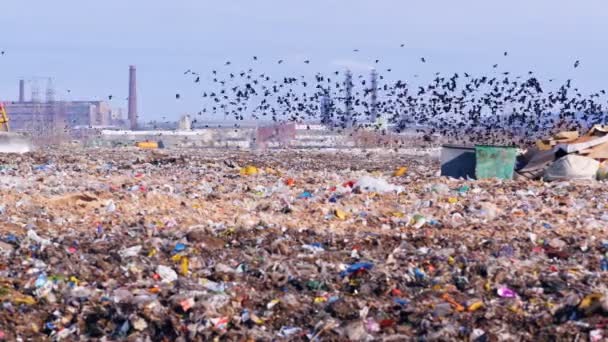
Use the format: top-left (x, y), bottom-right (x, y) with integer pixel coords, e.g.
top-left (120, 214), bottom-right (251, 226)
top-left (19, 80), bottom-right (25, 103)
top-left (128, 65), bottom-right (138, 130)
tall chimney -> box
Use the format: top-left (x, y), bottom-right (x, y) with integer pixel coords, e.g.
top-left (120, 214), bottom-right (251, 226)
top-left (19, 80), bottom-right (25, 103)
top-left (128, 65), bottom-right (138, 130)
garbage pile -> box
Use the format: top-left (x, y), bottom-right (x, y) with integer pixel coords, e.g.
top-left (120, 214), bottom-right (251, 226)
top-left (518, 125), bottom-right (608, 181)
top-left (1, 148), bottom-right (608, 340)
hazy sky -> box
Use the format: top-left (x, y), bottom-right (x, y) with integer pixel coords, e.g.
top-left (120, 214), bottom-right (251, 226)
top-left (1, 0), bottom-right (607, 121)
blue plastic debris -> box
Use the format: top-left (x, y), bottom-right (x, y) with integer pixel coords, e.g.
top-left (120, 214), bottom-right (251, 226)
top-left (328, 194), bottom-right (342, 203)
top-left (34, 165), bottom-right (49, 171)
top-left (298, 191), bottom-right (313, 199)
top-left (413, 268), bottom-right (426, 280)
top-left (340, 262), bottom-right (374, 277)
top-left (116, 320), bottom-right (130, 338)
top-left (35, 274), bottom-right (48, 288)
top-left (393, 298), bottom-right (410, 306)
top-left (5, 234), bottom-right (18, 244)
top-left (173, 243), bottom-right (187, 253)
top-left (601, 258), bottom-right (608, 272)
top-left (328, 296), bottom-right (340, 304)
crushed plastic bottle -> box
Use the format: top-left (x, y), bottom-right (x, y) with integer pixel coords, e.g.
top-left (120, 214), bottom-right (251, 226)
top-left (156, 265), bottom-right (178, 283)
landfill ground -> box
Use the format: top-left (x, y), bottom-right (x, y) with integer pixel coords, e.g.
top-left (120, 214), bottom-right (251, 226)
top-left (1, 147), bottom-right (608, 341)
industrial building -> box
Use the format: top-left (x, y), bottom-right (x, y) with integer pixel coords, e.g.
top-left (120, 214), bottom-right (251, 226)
top-left (2, 99), bottom-right (124, 132)
top-left (1, 68), bottom-right (136, 134)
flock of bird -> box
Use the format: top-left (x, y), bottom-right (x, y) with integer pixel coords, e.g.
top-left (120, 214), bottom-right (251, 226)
top-left (181, 48), bottom-right (607, 145)
top-left (3, 46), bottom-right (608, 145)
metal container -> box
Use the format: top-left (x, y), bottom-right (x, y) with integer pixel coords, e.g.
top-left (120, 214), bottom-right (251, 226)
top-left (475, 145), bottom-right (517, 180)
top-left (440, 144), bottom-right (476, 179)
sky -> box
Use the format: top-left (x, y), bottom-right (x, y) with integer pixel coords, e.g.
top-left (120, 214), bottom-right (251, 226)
top-left (1, 0), bottom-right (608, 122)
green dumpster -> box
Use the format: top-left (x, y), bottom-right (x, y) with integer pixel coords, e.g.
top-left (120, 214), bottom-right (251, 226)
top-left (475, 145), bottom-right (518, 180)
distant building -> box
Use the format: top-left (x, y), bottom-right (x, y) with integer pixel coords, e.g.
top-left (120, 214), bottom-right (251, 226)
top-left (320, 94), bottom-right (333, 126)
top-left (2, 100), bottom-right (121, 131)
top-left (1, 79), bottom-right (125, 133)
top-left (178, 114), bottom-right (192, 131)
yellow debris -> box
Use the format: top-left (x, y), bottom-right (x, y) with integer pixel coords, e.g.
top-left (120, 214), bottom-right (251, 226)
top-left (579, 293), bottom-right (603, 309)
top-left (314, 297), bottom-right (327, 304)
top-left (468, 301), bottom-right (484, 312)
top-left (484, 282), bottom-right (492, 292)
top-left (335, 209), bottom-right (347, 220)
top-left (13, 295), bottom-right (36, 305)
top-left (180, 257), bottom-right (189, 276)
top-left (240, 165), bottom-right (259, 176)
top-left (393, 166), bottom-right (408, 177)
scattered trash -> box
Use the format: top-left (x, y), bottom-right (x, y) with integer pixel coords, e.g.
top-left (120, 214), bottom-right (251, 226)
top-left (334, 208), bottom-right (347, 220)
top-left (497, 287), bottom-right (517, 298)
top-left (156, 265), bottom-right (178, 283)
top-left (0, 149), bottom-right (605, 339)
top-left (297, 191), bottom-right (313, 199)
top-left (340, 261), bottom-right (374, 277)
top-left (240, 165), bottom-right (259, 176)
top-left (544, 155), bottom-right (600, 181)
top-left (355, 176), bottom-right (404, 193)
top-left (393, 166), bottom-right (408, 177)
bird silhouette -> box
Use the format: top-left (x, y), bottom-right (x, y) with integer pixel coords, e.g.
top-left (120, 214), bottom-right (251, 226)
top-left (182, 48), bottom-right (607, 147)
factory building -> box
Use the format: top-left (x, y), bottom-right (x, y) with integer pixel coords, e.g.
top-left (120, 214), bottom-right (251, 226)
top-left (2, 82), bottom-right (124, 132)
top-left (1, 70), bottom-right (132, 134)
top-left (2, 100), bottom-right (123, 132)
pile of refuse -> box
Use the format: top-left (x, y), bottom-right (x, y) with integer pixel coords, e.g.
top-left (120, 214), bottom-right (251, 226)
top-left (517, 125), bottom-right (608, 181)
top-left (1, 148), bottom-right (608, 340)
